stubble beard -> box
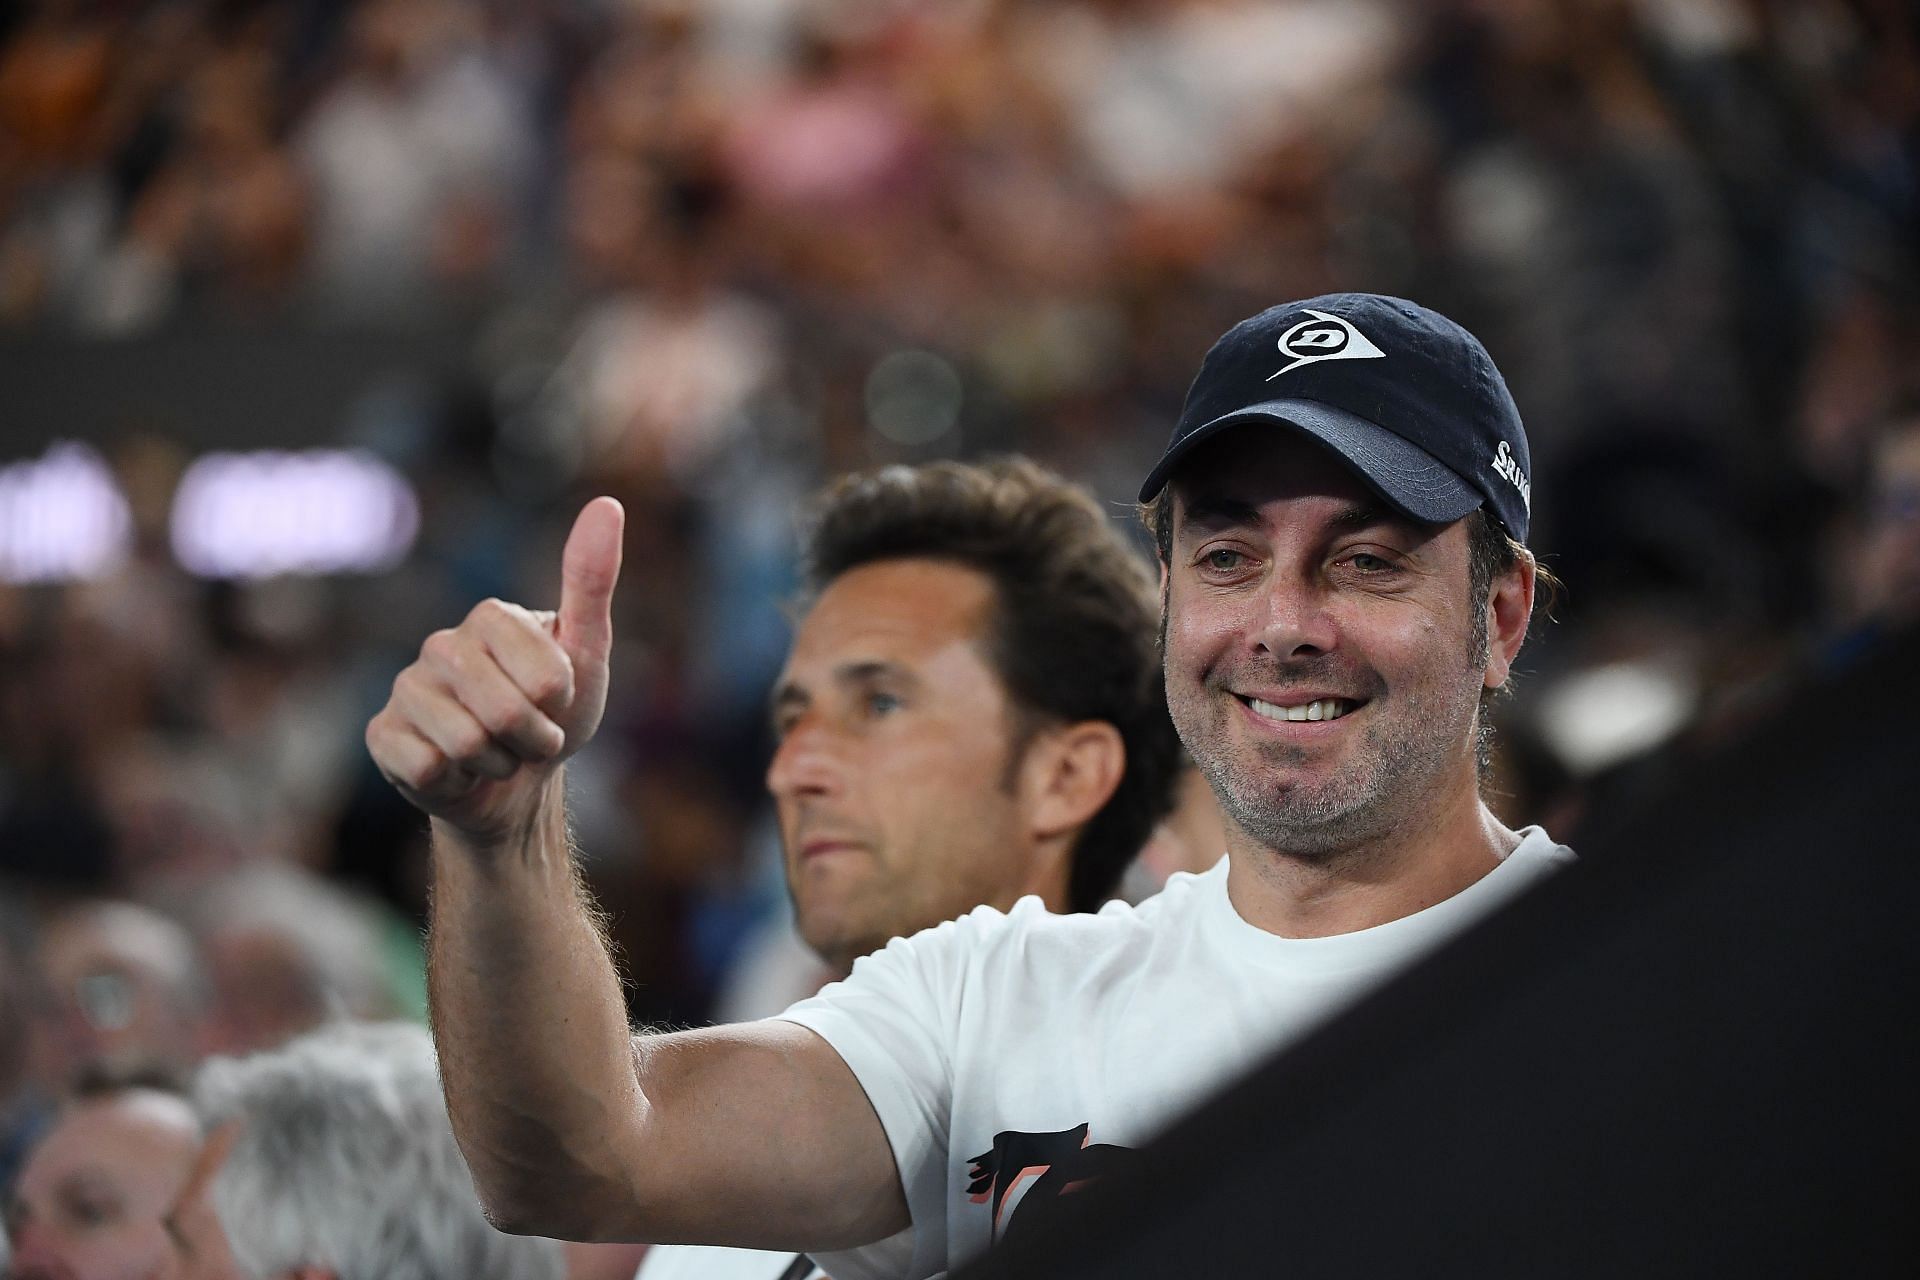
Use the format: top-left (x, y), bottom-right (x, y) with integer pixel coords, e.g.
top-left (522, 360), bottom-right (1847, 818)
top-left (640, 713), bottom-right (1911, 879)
top-left (1175, 660), bottom-right (1484, 862)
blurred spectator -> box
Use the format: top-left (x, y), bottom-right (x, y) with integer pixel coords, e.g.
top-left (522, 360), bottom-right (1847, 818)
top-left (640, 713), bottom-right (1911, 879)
top-left (29, 901), bottom-right (206, 1093)
top-left (4, 1076), bottom-right (199, 1280)
top-left (171, 1021), bottom-right (561, 1280)
top-left (297, 0), bottom-right (535, 320)
top-left (1826, 405), bottom-right (1920, 663)
top-left (1020, 0), bottom-right (1400, 199)
top-left (548, 220), bottom-right (785, 487)
top-left (1856, 410), bottom-right (1920, 626)
top-left (0, 923), bottom-right (43, 1194)
top-left (1127, 764), bottom-right (1230, 892)
top-left (173, 864), bottom-right (414, 1057)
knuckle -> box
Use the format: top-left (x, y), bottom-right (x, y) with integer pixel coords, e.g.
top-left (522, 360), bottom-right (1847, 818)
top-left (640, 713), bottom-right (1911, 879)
top-left (402, 754), bottom-right (446, 792)
top-left (476, 698), bottom-right (528, 740)
top-left (469, 597), bottom-right (523, 629)
top-left (430, 636), bottom-right (488, 684)
top-left (421, 628), bottom-right (461, 665)
top-left (391, 665), bottom-right (426, 701)
top-left (365, 714), bottom-right (393, 755)
top-left (526, 666), bottom-right (572, 707)
top-left (472, 751), bottom-right (516, 780)
top-left (446, 723), bottom-right (492, 762)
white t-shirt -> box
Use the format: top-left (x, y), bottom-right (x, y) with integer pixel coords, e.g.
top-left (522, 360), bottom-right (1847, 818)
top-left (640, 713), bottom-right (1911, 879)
top-left (635, 1245), bottom-right (825, 1280)
top-left (777, 828), bottom-right (1574, 1280)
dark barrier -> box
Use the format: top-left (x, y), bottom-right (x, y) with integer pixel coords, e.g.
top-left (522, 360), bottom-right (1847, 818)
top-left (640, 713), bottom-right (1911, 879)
top-left (960, 629), bottom-right (1920, 1278)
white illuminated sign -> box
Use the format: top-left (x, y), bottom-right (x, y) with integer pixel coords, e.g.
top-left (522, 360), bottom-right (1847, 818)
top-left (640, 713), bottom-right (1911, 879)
top-left (170, 449), bottom-right (419, 579)
top-left (0, 442), bottom-right (134, 583)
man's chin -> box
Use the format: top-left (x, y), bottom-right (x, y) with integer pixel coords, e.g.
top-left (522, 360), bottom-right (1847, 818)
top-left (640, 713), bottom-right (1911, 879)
top-left (1219, 775), bottom-right (1385, 853)
top-left (796, 902), bottom-right (882, 966)
top-left (810, 929), bottom-right (888, 976)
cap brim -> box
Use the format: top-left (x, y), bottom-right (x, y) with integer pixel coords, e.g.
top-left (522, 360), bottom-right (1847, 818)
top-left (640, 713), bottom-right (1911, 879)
top-left (1137, 398), bottom-right (1483, 526)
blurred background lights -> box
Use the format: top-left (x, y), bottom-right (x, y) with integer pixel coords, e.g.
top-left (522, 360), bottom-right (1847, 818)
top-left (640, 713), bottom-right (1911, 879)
top-left (0, 441), bottom-right (133, 584)
top-left (865, 350), bottom-right (962, 446)
top-left (170, 449), bottom-right (419, 579)
top-left (1533, 660), bottom-right (1701, 777)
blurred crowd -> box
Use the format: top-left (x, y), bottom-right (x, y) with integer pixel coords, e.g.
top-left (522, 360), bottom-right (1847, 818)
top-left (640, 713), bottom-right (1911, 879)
top-left (0, 0), bottom-right (1917, 1271)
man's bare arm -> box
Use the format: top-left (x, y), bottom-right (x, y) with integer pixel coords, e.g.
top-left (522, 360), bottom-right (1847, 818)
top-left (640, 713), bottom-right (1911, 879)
top-left (367, 498), bottom-right (907, 1247)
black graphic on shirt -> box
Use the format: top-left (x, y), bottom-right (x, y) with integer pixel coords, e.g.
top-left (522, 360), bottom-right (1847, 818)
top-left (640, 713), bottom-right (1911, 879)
top-left (966, 1124), bottom-right (1137, 1242)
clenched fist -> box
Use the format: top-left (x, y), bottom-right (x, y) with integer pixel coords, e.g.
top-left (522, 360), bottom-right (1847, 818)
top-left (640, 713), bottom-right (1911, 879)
top-left (366, 497), bottom-right (624, 845)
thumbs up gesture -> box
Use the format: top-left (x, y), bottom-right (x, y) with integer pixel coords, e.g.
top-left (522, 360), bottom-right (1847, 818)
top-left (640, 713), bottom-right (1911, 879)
top-left (367, 498), bottom-right (625, 845)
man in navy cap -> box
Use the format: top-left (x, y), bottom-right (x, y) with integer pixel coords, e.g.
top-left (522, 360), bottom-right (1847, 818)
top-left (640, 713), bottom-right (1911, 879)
top-left (370, 294), bottom-right (1573, 1280)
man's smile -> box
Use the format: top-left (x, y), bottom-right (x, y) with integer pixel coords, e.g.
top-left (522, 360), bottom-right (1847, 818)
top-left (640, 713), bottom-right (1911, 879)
top-left (1242, 695), bottom-right (1360, 723)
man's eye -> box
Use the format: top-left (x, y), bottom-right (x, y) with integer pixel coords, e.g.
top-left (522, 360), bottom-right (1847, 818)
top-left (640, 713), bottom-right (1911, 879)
top-left (1350, 553), bottom-right (1391, 572)
top-left (866, 691), bottom-right (902, 716)
top-left (64, 1191), bottom-right (120, 1229)
top-left (1202, 548), bottom-right (1244, 572)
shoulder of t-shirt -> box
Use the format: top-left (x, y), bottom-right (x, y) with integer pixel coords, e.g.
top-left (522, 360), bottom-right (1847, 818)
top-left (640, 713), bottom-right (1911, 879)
top-left (841, 856), bottom-right (1228, 987)
top-left (1510, 825), bottom-right (1577, 867)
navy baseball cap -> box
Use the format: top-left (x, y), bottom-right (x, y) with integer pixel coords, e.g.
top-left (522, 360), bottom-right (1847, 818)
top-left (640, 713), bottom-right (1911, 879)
top-left (1138, 293), bottom-right (1533, 542)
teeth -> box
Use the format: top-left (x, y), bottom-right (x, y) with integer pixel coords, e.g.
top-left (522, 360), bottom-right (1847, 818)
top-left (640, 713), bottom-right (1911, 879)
top-left (1249, 697), bottom-right (1352, 724)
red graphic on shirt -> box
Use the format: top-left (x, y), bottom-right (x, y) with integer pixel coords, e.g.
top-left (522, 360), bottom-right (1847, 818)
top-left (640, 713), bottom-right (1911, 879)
top-left (965, 1124), bottom-right (1136, 1242)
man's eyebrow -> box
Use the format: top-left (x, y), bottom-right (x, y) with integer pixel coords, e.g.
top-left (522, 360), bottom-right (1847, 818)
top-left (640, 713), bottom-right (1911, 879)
top-left (1324, 500), bottom-right (1415, 536)
top-left (1178, 495), bottom-right (1414, 536)
top-left (834, 659), bottom-right (913, 687)
top-left (1177, 494), bottom-right (1263, 531)
top-left (768, 680), bottom-right (808, 727)
top-left (768, 660), bottom-right (917, 725)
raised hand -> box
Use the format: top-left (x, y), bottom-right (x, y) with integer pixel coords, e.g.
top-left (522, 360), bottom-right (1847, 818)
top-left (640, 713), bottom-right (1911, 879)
top-left (366, 497), bottom-right (625, 845)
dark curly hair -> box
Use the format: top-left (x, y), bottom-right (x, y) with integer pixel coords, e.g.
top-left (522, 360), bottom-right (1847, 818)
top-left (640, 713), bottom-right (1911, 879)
top-left (801, 458), bottom-right (1181, 911)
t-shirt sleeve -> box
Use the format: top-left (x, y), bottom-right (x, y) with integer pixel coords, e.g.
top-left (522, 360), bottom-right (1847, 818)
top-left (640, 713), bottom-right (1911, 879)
top-left (774, 908), bottom-right (999, 1280)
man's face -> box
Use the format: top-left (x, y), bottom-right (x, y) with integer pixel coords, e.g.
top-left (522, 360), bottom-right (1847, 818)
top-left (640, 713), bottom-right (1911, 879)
top-left (35, 912), bottom-right (201, 1087)
top-left (6, 1090), bottom-right (199, 1280)
top-left (1162, 431), bottom-right (1493, 859)
top-left (767, 558), bottom-right (1043, 972)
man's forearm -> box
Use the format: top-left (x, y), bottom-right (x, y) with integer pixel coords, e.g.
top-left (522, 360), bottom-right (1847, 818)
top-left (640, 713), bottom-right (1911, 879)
top-left (426, 771), bottom-right (648, 1238)
top-left (373, 500), bottom-right (908, 1250)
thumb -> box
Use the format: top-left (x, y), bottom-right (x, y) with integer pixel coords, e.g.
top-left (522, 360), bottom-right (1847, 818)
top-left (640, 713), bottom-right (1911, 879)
top-left (556, 496), bottom-right (625, 666)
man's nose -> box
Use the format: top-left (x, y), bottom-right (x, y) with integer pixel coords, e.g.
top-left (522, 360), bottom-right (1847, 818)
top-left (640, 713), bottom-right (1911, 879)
top-left (766, 714), bottom-right (845, 800)
top-left (1249, 571), bottom-right (1338, 659)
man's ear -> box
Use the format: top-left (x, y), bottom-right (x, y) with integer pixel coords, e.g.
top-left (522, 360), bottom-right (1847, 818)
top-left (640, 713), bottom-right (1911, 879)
top-left (1483, 551), bottom-right (1537, 690)
top-left (1019, 720), bottom-right (1127, 843)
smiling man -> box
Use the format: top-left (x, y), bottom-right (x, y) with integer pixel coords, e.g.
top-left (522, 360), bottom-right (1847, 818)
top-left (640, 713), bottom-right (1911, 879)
top-left (367, 293), bottom-right (1572, 1280)
top-left (1136, 292), bottom-right (1562, 939)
